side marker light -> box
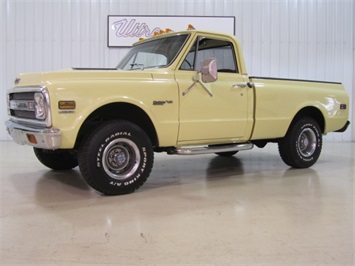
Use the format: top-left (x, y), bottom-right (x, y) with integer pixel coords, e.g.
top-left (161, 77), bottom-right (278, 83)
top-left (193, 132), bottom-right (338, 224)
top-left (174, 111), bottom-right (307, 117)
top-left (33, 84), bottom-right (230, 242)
top-left (58, 101), bottom-right (76, 110)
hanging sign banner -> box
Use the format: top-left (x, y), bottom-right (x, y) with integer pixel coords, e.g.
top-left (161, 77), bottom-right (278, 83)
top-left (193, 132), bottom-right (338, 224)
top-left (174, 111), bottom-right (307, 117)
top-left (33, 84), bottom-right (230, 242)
top-left (108, 15), bottom-right (235, 47)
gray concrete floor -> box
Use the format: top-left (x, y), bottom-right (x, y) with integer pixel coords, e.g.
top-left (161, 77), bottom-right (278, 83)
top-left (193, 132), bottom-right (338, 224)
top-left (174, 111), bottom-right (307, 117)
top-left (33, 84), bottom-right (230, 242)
top-left (1, 140), bottom-right (354, 265)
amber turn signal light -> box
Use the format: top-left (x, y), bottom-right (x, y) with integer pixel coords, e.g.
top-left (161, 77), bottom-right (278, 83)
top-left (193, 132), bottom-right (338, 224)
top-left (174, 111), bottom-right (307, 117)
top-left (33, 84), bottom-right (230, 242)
top-left (58, 101), bottom-right (76, 110)
top-left (27, 134), bottom-right (37, 144)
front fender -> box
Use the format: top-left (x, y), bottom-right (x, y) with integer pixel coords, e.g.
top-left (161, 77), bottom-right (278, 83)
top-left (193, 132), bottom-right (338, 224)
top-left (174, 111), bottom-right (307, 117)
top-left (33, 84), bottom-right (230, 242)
top-left (48, 79), bottom-right (179, 149)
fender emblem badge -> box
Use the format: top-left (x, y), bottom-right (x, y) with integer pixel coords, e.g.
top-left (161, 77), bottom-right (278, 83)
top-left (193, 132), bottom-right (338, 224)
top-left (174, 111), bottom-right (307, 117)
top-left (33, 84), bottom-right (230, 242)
top-left (153, 100), bottom-right (173, 106)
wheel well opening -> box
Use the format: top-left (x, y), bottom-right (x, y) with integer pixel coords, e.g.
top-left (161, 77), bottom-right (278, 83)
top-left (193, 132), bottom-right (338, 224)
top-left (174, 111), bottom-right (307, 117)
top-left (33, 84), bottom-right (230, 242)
top-left (292, 107), bottom-right (325, 133)
top-left (75, 103), bottom-right (158, 149)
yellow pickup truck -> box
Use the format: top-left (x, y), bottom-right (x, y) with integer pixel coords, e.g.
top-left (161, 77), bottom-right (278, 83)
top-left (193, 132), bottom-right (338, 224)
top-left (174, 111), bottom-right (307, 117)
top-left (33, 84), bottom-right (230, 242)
top-left (5, 28), bottom-right (350, 195)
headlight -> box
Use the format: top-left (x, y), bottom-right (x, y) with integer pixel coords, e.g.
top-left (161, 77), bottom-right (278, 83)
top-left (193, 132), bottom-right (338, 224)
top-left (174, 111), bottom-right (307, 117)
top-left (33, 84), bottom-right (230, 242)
top-left (34, 92), bottom-right (46, 120)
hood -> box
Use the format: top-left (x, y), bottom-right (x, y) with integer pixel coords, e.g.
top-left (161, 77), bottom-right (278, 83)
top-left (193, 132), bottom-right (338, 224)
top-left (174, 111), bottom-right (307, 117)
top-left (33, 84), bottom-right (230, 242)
top-left (13, 68), bottom-right (156, 87)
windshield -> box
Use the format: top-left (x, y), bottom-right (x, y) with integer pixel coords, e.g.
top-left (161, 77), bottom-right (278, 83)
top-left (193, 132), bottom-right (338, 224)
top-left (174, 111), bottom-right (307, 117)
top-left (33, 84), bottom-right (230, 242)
top-left (117, 34), bottom-right (189, 70)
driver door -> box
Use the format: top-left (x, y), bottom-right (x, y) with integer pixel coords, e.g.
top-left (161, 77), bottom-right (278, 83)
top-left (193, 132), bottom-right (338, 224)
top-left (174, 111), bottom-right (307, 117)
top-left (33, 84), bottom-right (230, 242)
top-left (175, 36), bottom-right (252, 145)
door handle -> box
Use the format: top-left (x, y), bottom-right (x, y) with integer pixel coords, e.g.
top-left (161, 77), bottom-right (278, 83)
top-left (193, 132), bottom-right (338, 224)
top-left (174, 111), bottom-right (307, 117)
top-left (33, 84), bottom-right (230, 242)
top-left (232, 83), bottom-right (247, 88)
top-left (232, 82), bottom-right (254, 89)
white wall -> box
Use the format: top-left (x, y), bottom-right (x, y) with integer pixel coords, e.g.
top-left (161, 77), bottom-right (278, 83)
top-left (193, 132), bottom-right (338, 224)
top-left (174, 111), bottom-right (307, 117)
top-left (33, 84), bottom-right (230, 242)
top-left (1, 0), bottom-right (354, 141)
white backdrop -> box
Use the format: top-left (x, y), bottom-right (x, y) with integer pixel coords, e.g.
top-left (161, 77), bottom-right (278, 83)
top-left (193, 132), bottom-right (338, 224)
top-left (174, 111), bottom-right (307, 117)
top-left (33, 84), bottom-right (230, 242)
top-left (1, 0), bottom-right (354, 141)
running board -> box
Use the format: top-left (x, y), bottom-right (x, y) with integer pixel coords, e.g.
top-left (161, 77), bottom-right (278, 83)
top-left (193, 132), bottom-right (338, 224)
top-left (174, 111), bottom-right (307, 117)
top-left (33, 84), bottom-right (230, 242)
top-left (168, 143), bottom-right (254, 155)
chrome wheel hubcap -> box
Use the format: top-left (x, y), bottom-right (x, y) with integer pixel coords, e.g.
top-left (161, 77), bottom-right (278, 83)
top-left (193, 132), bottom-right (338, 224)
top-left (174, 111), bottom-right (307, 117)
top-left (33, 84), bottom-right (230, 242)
top-left (102, 138), bottom-right (140, 180)
top-left (298, 128), bottom-right (317, 157)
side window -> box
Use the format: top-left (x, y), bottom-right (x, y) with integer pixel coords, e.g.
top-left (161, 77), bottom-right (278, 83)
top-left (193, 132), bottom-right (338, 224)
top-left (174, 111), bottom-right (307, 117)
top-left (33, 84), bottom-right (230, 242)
top-left (180, 37), bottom-right (238, 73)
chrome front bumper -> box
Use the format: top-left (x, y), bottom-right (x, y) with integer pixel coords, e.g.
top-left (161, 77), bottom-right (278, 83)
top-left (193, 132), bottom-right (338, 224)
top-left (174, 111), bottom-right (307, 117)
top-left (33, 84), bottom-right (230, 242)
top-left (5, 120), bottom-right (61, 149)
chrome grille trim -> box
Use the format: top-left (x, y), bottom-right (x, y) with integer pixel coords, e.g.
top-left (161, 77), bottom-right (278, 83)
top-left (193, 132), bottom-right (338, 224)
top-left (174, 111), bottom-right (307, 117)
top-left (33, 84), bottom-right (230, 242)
top-left (10, 100), bottom-right (35, 111)
top-left (7, 86), bottom-right (52, 127)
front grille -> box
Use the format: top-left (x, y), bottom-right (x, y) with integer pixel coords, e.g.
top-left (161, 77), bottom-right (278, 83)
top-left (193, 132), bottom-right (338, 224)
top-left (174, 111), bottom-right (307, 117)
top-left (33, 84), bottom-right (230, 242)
top-left (9, 92), bottom-right (36, 120)
top-left (11, 110), bottom-right (36, 119)
top-left (7, 86), bottom-right (51, 127)
top-left (10, 92), bottom-right (34, 101)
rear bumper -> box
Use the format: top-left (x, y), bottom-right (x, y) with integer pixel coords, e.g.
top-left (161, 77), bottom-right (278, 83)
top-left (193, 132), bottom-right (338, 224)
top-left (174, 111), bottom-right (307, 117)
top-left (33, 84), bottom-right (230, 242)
top-left (5, 120), bottom-right (61, 149)
top-left (335, 121), bottom-right (350, 133)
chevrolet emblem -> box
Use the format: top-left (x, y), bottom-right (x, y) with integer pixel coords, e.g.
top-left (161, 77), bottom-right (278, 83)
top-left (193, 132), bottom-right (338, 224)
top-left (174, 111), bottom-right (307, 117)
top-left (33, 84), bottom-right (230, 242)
top-left (14, 77), bottom-right (20, 85)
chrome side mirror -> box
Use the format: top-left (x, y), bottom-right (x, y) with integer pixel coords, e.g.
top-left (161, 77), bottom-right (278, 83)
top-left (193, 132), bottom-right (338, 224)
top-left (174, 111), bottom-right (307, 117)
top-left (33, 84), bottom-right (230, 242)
top-left (200, 58), bottom-right (218, 83)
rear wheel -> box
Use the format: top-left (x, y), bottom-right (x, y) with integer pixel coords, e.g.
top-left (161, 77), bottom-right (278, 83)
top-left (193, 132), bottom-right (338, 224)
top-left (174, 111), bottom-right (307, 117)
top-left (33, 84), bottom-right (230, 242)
top-left (78, 120), bottom-right (154, 195)
top-left (34, 148), bottom-right (78, 170)
top-left (278, 117), bottom-right (322, 168)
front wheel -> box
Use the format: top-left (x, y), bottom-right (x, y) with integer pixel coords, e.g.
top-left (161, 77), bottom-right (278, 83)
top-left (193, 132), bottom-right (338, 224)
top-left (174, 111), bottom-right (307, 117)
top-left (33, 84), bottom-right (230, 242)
top-left (78, 120), bottom-right (154, 195)
top-left (278, 117), bottom-right (322, 168)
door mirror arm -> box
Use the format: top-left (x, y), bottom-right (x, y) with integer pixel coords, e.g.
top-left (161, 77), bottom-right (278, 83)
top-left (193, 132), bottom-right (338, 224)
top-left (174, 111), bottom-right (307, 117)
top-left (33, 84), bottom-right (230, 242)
top-left (182, 58), bottom-right (217, 97)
